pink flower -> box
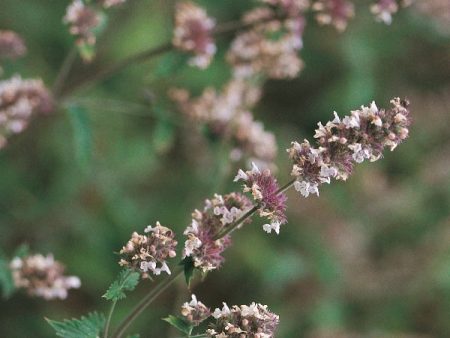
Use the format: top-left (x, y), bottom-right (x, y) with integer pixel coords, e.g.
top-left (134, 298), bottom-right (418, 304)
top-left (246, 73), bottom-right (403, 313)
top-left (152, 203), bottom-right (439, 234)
top-left (235, 163), bottom-right (287, 234)
top-left (183, 193), bottom-right (252, 272)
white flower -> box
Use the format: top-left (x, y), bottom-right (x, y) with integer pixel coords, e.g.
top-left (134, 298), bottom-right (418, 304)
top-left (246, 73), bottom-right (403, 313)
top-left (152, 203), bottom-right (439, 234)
top-left (294, 180), bottom-right (320, 198)
top-left (332, 111), bottom-right (341, 123)
top-left (348, 143), bottom-right (371, 163)
top-left (262, 220), bottom-right (281, 234)
top-left (140, 260), bottom-right (156, 273)
top-left (213, 303), bottom-right (231, 319)
top-left (370, 101), bottom-right (378, 113)
top-left (184, 235), bottom-right (202, 257)
top-left (342, 111), bottom-right (360, 128)
top-left (234, 169), bottom-right (248, 182)
top-left (314, 122), bottom-right (327, 138)
top-left (159, 261), bottom-right (171, 275)
top-left (144, 221), bottom-right (160, 233)
top-left (319, 165), bottom-right (338, 182)
top-left (251, 161), bottom-right (261, 174)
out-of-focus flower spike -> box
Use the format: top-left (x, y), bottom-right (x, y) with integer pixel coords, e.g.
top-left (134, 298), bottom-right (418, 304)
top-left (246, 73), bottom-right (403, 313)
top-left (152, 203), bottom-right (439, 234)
top-left (312, 0), bottom-right (355, 31)
top-left (0, 30), bottom-right (26, 60)
top-left (172, 1), bottom-right (216, 69)
top-left (10, 253), bottom-right (81, 300)
top-left (0, 76), bottom-right (53, 149)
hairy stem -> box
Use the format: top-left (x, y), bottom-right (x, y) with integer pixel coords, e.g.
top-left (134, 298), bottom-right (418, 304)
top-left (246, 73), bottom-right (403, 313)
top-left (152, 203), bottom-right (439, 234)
top-left (112, 266), bottom-right (183, 338)
top-left (278, 178), bottom-right (296, 195)
top-left (104, 300), bottom-right (117, 338)
top-left (52, 46), bottom-right (78, 99)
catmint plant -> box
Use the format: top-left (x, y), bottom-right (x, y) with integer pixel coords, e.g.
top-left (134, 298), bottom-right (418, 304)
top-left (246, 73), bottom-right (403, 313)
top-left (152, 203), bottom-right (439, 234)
top-left (0, 1), bottom-right (420, 337)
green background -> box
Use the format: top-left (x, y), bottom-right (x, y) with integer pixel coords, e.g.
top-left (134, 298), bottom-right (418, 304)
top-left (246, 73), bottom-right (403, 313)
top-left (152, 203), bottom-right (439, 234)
top-left (1, 0), bottom-right (449, 337)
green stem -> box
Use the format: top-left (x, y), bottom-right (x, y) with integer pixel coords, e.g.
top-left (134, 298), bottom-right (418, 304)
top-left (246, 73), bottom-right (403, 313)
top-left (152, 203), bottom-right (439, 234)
top-left (60, 13), bottom-right (286, 99)
top-left (104, 300), bottom-right (117, 338)
top-left (278, 178), bottom-right (296, 195)
top-left (60, 43), bottom-right (173, 99)
top-left (52, 46), bottom-right (78, 99)
top-left (112, 266), bottom-right (183, 338)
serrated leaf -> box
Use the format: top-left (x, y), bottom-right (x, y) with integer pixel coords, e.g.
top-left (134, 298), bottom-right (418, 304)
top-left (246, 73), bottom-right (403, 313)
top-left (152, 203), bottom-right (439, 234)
top-left (66, 104), bottom-right (92, 169)
top-left (46, 312), bottom-right (105, 338)
top-left (162, 315), bottom-right (193, 335)
top-left (0, 256), bottom-right (14, 298)
top-left (103, 269), bottom-right (140, 301)
top-left (180, 257), bottom-right (195, 286)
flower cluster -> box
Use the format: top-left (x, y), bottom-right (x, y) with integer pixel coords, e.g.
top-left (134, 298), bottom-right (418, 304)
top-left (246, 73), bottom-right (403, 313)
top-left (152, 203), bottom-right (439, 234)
top-left (181, 294), bottom-right (211, 326)
top-left (227, 0), bottom-right (307, 79)
top-left (288, 98), bottom-right (411, 197)
top-left (235, 163), bottom-right (287, 234)
top-left (119, 222), bottom-right (177, 277)
top-left (170, 79), bottom-right (277, 167)
top-left (312, 0), bottom-right (355, 31)
top-left (208, 302), bottom-right (280, 338)
top-left (0, 76), bottom-right (53, 149)
top-left (10, 254), bottom-right (81, 300)
top-left (0, 30), bottom-right (26, 61)
top-left (64, 0), bottom-right (102, 47)
top-left (172, 1), bottom-right (216, 69)
top-left (183, 193), bottom-right (252, 272)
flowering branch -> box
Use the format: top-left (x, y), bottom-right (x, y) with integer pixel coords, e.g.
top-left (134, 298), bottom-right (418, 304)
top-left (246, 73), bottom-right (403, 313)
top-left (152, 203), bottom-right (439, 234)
top-left (57, 7), bottom-right (288, 99)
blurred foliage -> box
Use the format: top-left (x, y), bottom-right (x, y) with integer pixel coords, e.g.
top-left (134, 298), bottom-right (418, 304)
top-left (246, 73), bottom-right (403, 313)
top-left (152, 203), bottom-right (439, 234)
top-left (1, 0), bottom-right (450, 337)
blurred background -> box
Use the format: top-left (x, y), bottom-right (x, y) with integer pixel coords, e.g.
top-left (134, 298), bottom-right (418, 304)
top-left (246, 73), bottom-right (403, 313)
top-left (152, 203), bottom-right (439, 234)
top-left (1, 0), bottom-right (449, 337)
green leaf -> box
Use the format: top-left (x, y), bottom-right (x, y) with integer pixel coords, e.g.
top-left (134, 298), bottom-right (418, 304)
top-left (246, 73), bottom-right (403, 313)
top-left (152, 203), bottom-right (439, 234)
top-left (0, 256), bottom-right (14, 298)
top-left (127, 335), bottom-right (140, 338)
top-left (66, 104), bottom-right (92, 169)
top-left (152, 119), bottom-right (175, 154)
top-left (103, 269), bottom-right (140, 301)
top-left (46, 312), bottom-right (105, 338)
top-left (180, 257), bottom-right (195, 286)
top-left (13, 243), bottom-right (29, 258)
top-left (162, 315), bottom-right (193, 335)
